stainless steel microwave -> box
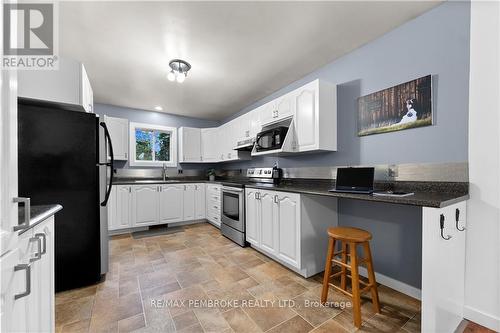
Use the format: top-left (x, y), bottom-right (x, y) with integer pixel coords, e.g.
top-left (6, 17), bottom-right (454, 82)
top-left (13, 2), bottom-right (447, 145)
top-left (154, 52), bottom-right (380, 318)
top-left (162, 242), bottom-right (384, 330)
top-left (255, 126), bottom-right (288, 152)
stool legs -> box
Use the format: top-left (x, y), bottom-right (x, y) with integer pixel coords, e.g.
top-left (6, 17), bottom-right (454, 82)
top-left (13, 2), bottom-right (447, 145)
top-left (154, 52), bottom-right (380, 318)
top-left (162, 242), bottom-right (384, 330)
top-left (363, 241), bottom-right (381, 313)
top-left (321, 237), bottom-right (335, 304)
top-left (340, 242), bottom-right (348, 291)
top-left (350, 242), bottom-right (362, 328)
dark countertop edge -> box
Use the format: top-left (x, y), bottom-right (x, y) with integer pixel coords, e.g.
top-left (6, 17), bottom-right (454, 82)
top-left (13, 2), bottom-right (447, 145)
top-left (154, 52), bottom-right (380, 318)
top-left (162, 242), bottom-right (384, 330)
top-left (19, 204), bottom-right (63, 235)
top-left (244, 184), bottom-right (468, 208)
top-left (113, 179), bottom-right (468, 208)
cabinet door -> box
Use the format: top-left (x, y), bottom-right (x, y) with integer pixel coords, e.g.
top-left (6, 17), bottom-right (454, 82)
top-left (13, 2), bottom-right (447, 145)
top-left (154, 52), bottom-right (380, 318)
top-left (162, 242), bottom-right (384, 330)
top-left (245, 189), bottom-right (260, 246)
top-left (248, 108), bottom-right (261, 138)
top-left (201, 128), bottom-right (218, 162)
top-left (112, 186), bottom-right (131, 230)
top-left (276, 192), bottom-right (301, 268)
top-left (104, 116), bottom-right (129, 160)
top-left (183, 185), bottom-right (196, 221)
top-left (0, 248), bottom-right (26, 333)
top-left (259, 191), bottom-right (276, 254)
top-left (132, 185), bottom-right (159, 226)
top-left (195, 184), bottom-right (206, 219)
top-left (294, 81), bottom-right (318, 151)
top-left (180, 127), bottom-right (201, 162)
top-left (274, 93), bottom-right (294, 121)
top-left (159, 185), bottom-right (184, 223)
top-left (32, 218), bottom-right (55, 333)
top-left (259, 101), bottom-right (277, 126)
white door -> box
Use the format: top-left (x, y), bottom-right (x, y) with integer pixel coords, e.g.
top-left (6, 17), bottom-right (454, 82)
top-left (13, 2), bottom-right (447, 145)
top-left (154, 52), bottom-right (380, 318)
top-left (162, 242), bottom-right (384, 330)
top-left (114, 186), bottom-right (131, 230)
top-left (32, 219), bottom-right (55, 333)
top-left (259, 191), bottom-right (276, 254)
top-left (258, 101), bottom-right (276, 126)
top-left (132, 185), bottom-right (159, 226)
top-left (294, 81), bottom-right (318, 151)
top-left (276, 192), bottom-right (301, 268)
top-left (159, 185), bottom-right (184, 223)
top-left (245, 189), bottom-right (260, 246)
top-left (183, 185), bottom-right (196, 220)
top-left (421, 201), bottom-right (467, 333)
top-left (1, 58), bottom-right (19, 256)
top-left (194, 184), bottom-right (206, 219)
top-left (180, 127), bottom-right (201, 162)
top-left (104, 116), bottom-right (129, 160)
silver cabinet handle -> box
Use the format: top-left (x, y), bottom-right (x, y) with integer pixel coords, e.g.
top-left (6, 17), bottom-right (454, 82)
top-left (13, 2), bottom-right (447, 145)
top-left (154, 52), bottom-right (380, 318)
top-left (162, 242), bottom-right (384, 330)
top-left (440, 214), bottom-right (452, 240)
top-left (30, 236), bottom-right (42, 262)
top-left (14, 264), bottom-right (31, 299)
top-left (13, 197), bottom-right (30, 231)
top-left (184, 185), bottom-right (187, 191)
top-left (35, 233), bottom-right (47, 255)
top-left (124, 152), bottom-right (128, 159)
top-left (274, 195), bottom-right (279, 204)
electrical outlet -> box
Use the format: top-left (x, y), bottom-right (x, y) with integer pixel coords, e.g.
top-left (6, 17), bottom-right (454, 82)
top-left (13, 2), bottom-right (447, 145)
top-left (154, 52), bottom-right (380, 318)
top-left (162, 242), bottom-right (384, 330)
top-left (388, 165), bottom-right (398, 179)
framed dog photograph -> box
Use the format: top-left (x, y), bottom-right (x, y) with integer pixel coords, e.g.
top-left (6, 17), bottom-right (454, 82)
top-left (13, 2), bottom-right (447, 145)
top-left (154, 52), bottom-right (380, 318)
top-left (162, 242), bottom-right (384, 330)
top-left (357, 75), bottom-right (432, 136)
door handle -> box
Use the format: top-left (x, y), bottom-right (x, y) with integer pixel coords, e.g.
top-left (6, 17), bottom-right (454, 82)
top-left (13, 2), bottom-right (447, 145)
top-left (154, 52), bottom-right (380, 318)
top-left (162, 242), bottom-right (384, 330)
top-left (35, 233), bottom-right (47, 255)
top-left (30, 236), bottom-right (42, 262)
top-left (13, 197), bottom-right (31, 231)
top-left (14, 264), bottom-right (31, 299)
top-left (99, 122), bottom-right (114, 207)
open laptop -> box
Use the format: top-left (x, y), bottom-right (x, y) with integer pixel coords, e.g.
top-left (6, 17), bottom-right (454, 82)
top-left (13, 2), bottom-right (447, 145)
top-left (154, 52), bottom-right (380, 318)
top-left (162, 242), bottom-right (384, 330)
top-left (329, 167), bottom-right (375, 194)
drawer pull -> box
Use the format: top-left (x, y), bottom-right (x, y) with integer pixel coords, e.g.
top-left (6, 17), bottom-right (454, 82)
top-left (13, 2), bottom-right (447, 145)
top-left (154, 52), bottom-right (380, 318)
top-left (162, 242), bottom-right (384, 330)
top-left (13, 197), bottom-right (31, 231)
top-left (440, 214), bottom-right (452, 240)
top-left (29, 236), bottom-right (42, 262)
top-left (35, 233), bottom-right (47, 255)
top-left (14, 263), bottom-right (31, 299)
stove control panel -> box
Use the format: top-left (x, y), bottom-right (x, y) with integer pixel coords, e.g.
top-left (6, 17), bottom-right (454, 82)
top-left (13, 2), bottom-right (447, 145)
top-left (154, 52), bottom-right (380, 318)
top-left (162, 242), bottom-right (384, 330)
top-left (247, 168), bottom-right (273, 178)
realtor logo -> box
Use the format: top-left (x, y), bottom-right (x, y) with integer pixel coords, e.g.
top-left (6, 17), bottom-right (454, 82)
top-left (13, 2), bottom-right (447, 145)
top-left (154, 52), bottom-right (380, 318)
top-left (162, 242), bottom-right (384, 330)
top-left (2, 2), bottom-right (58, 69)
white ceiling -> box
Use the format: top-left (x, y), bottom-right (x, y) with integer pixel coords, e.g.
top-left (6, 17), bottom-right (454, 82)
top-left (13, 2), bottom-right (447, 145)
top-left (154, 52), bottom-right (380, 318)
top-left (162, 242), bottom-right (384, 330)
top-left (60, 1), bottom-right (441, 120)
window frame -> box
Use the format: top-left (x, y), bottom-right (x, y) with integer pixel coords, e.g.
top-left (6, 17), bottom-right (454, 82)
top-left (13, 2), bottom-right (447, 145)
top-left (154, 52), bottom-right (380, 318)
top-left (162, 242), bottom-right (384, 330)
top-left (129, 122), bottom-right (177, 167)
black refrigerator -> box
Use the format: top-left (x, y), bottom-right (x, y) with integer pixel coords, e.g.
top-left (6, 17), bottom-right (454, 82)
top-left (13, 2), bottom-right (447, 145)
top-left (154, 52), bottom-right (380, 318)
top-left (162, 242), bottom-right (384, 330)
top-left (18, 98), bottom-right (114, 292)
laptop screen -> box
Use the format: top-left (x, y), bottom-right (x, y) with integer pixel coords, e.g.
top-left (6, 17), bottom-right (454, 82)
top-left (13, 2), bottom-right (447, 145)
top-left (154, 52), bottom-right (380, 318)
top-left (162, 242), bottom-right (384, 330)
top-left (335, 167), bottom-right (375, 191)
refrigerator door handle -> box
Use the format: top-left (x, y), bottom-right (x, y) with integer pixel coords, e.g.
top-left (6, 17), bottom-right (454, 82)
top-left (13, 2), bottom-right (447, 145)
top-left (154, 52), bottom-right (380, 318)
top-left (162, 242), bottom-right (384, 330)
top-left (99, 122), bottom-right (114, 206)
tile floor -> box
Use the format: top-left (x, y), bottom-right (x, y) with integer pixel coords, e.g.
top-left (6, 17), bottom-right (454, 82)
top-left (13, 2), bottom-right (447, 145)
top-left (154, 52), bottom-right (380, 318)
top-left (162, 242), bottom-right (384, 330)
top-left (55, 223), bottom-right (422, 333)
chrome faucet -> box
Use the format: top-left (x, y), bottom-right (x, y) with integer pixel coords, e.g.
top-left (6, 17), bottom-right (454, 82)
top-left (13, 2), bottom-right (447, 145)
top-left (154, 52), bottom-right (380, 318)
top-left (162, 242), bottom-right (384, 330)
top-left (162, 163), bottom-right (168, 181)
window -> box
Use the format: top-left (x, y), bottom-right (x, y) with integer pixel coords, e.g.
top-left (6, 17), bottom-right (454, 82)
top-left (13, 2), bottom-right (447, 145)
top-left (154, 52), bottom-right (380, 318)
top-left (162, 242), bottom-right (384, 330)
top-left (129, 122), bottom-right (177, 167)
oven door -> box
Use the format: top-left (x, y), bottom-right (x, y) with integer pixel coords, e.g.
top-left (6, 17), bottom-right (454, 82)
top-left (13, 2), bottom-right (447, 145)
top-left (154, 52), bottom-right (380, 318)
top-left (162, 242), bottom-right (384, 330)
top-left (221, 187), bottom-right (244, 232)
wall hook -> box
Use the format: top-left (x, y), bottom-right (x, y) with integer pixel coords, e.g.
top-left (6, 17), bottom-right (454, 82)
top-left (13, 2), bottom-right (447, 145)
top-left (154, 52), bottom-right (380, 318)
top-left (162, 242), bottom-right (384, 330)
top-left (440, 214), bottom-right (452, 240)
top-left (455, 208), bottom-right (465, 231)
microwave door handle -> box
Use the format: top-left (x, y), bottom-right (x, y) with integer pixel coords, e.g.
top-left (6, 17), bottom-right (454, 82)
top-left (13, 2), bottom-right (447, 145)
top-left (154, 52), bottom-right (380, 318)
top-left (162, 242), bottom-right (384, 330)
top-left (99, 122), bottom-right (114, 206)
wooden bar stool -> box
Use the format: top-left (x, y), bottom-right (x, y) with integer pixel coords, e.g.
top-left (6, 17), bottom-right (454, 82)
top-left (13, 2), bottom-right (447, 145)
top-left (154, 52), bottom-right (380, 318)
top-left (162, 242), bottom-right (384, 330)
top-left (321, 227), bottom-right (380, 328)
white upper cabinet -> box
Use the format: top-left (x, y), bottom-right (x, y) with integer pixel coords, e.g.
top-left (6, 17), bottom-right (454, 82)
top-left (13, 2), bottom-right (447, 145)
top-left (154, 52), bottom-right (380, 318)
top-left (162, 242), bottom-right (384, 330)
top-left (179, 127), bottom-right (202, 163)
top-left (18, 58), bottom-right (94, 113)
top-left (104, 116), bottom-right (129, 160)
top-left (293, 79), bottom-right (337, 152)
top-left (201, 128), bottom-right (218, 162)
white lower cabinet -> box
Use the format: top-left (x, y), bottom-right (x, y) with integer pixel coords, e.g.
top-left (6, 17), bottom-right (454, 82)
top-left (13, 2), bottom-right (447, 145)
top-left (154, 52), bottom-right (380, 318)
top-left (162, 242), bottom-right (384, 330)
top-left (194, 184), bottom-right (206, 220)
top-left (109, 183), bottom-right (208, 232)
top-left (132, 185), bottom-right (159, 226)
top-left (0, 217), bottom-right (55, 333)
top-left (159, 185), bottom-right (184, 223)
top-left (245, 189), bottom-right (322, 275)
top-left (206, 184), bottom-right (221, 227)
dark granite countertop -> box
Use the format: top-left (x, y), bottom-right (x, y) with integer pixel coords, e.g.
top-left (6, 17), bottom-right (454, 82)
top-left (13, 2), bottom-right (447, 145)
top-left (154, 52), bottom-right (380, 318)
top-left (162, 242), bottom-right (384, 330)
top-left (113, 178), bottom-right (468, 208)
top-left (18, 204), bottom-right (62, 235)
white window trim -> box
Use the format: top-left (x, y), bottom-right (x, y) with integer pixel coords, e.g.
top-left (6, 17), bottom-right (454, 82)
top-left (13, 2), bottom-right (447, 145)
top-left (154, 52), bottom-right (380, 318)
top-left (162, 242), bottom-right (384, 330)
top-left (129, 122), bottom-right (177, 167)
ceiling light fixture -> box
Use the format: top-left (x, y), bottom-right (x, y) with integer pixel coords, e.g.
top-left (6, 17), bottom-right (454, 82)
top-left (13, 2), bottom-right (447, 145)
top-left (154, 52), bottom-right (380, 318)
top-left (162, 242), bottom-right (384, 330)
top-left (154, 106), bottom-right (163, 111)
top-left (167, 59), bottom-right (191, 83)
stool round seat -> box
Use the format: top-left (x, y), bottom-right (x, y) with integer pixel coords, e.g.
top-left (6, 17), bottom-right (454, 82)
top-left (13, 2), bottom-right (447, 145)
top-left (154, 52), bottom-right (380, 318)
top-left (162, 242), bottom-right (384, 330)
top-left (327, 227), bottom-right (372, 242)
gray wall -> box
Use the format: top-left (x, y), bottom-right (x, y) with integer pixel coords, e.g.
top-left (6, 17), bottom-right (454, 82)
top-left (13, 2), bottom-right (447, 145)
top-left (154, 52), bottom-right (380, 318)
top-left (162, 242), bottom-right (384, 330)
top-left (221, 1), bottom-right (470, 289)
top-left (95, 103), bottom-right (219, 169)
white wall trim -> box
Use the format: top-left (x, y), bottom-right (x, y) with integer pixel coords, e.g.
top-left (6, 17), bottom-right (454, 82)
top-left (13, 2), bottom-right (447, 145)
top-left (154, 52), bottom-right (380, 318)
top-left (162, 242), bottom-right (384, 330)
top-left (358, 266), bottom-right (422, 300)
top-left (463, 305), bottom-right (500, 332)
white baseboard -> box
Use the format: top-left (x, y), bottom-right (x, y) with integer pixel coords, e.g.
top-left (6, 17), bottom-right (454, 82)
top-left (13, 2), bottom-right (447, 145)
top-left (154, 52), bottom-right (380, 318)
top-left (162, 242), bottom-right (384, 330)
top-left (358, 266), bottom-right (422, 300)
top-left (464, 305), bottom-right (500, 332)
